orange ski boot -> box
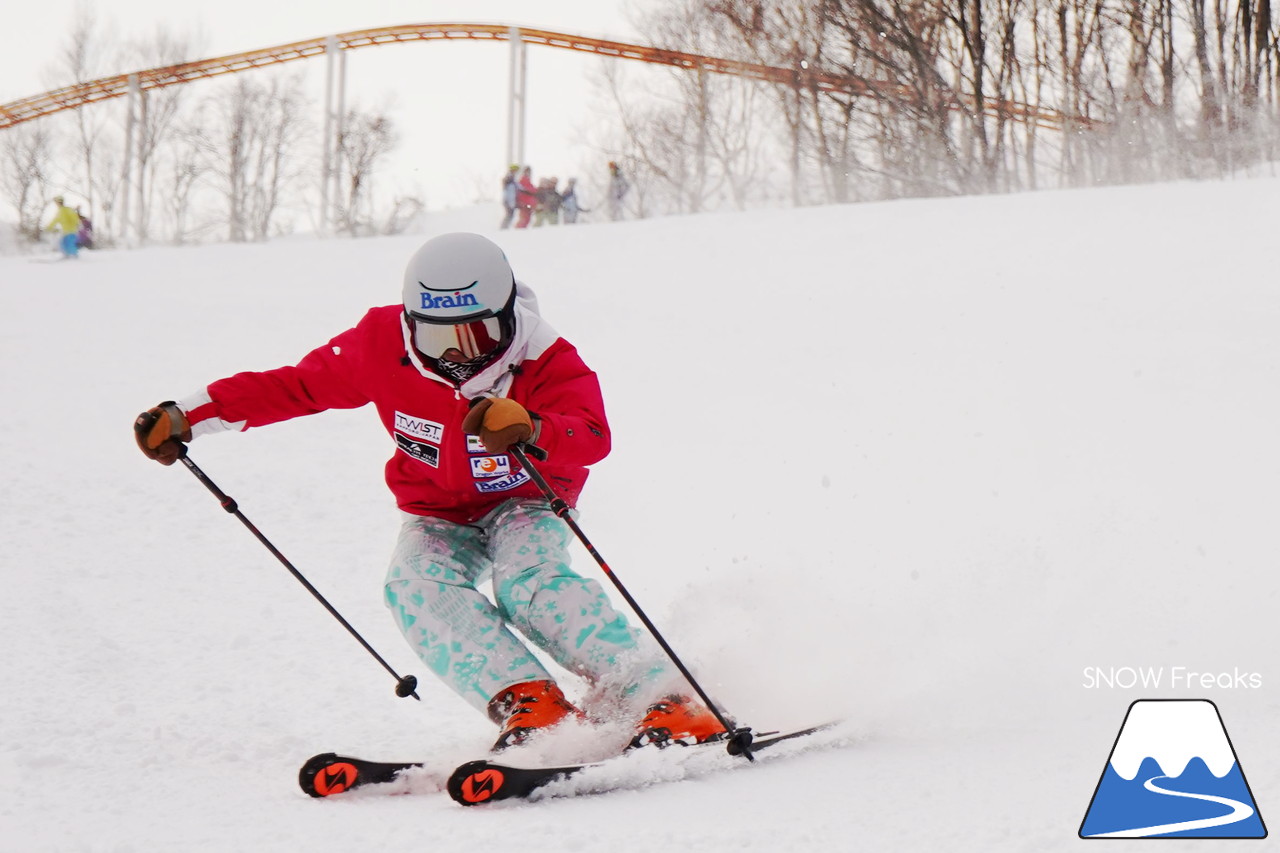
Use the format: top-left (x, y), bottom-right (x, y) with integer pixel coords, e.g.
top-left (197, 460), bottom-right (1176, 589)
top-left (630, 694), bottom-right (728, 749)
top-left (488, 680), bottom-right (583, 751)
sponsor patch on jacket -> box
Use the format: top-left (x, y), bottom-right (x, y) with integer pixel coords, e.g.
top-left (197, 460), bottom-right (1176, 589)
top-left (466, 435), bottom-right (487, 454)
top-left (470, 455), bottom-right (511, 478)
top-left (475, 470), bottom-right (531, 493)
top-left (395, 434), bottom-right (440, 468)
top-left (394, 412), bottom-right (444, 444)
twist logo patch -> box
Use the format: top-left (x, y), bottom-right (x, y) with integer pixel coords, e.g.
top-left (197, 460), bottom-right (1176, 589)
top-left (1080, 700), bottom-right (1266, 838)
top-left (394, 412), bottom-right (443, 444)
top-left (393, 411), bottom-right (443, 468)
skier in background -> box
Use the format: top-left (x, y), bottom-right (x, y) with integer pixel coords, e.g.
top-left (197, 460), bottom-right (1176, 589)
top-left (76, 208), bottom-right (95, 250)
top-left (515, 166), bottom-right (537, 229)
top-left (499, 164), bottom-right (519, 230)
top-left (44, 196), bottom-right (82, 259)
top-left (133, 232), bottom-right (726, 753)
top-left (545, 177), bottom-right (564, 224)
top-left (533, 177), bottom-right (561, 227)
top-left (607, 161), bottom-right (630, 221)
top-left (560, 178), bottom-right (587, 224)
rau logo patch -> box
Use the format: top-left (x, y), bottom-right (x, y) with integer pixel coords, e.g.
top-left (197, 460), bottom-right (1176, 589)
top-left (1080, 699), bottom-right (1266, 838)
top-left (470, 455), bottom-right (511, 478)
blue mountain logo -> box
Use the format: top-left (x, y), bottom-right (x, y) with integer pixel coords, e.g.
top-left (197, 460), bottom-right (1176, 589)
top-left (1080, 699), bottom-right (1266, 838)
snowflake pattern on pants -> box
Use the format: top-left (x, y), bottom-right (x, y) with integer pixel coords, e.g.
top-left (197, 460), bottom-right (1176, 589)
top-left (384, 499), bottom-right (670, 717)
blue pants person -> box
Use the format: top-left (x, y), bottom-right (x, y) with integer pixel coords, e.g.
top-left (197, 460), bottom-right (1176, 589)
top-left (59, 233), bottom-right (80, 258)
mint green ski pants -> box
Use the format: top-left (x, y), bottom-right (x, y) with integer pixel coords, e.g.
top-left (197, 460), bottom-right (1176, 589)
top-left (384, 499), bottom-right (670, 717)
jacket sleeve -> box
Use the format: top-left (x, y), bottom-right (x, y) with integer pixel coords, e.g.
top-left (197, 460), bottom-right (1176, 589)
top-left (518, 343), bottom-right (611, 467)
top-left (194, 321), bottom-right (373, 432)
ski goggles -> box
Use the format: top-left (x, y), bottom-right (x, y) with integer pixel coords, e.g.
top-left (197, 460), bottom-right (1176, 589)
top-left (411, 315), bottom-right (506, 361)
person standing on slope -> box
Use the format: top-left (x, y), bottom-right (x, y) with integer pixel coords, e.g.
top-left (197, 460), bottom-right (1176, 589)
top-left (560, 178), bottom-right (587, 224)
top-left (499, 164), bottom-right (519, 229)
top-left (515, 167), bottom-right (537, 229)
top-left (132, 232), bottom-right (724, 752)
top-left (607, 161), bottom-right (630, 222)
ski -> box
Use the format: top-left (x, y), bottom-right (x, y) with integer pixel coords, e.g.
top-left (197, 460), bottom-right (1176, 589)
top-left (298, 752), bottom-right (423, 797)
top-left (446, 723), bottom-right (833, 806)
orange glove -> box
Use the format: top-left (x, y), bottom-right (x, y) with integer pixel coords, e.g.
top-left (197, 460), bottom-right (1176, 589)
top-left (134, 402), bottom-right (191, 465)
top-left (462, 397), bottom-right (533, 453)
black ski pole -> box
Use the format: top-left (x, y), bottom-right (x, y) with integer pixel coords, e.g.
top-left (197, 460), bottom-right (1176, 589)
top-left (174, 446), bottom-right (420, 701)
top-left (510, 442), bottom-right (755, 759)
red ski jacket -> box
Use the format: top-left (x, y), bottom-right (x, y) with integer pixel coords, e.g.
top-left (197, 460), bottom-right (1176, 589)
top-left (184, 303), bottom-right (611, 523)
top-left (516, 176), bottom-right (537, 209)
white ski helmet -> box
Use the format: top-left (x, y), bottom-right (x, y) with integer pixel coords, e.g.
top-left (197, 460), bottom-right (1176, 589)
top-left (402, 233), bottom-right (517, 363)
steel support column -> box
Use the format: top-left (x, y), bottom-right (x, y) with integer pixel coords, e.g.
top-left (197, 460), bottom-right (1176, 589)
top-left (506, 28), bottom-right (527, 168)
top-left (320, 35), bottom-right (338, 235)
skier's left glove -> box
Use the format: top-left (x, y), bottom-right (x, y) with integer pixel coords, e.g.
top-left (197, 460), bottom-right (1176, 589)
top-left (134, 401), bottom-right (192, 465)
top-left (463, 397), bottom-right (534, 453)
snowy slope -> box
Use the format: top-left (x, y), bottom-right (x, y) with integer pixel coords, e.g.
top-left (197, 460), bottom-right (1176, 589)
top-left (3, 178), bottom-right (1279, 851)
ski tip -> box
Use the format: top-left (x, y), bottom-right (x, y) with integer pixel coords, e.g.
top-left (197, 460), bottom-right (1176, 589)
top-left (447, 760), bottom-right (509, 806)
top-left (299, 753), bottom-right (360, 798)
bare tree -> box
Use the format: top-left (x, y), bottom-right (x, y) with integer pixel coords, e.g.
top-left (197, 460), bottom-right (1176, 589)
top-left (88, 143), bottom-right (128, 248)
top-left (592, 0), bottom-right (777, 216)
top-left (1, 125), bottom-right (55, 242)
top-left (204, 75), bottom-right (310, 242)
top-left (123, 25), bottom-right (201, 241)
top-left (335, 105), bottom-right (398, 236)
top-left (712, 0), bottom-right (825, 204)
top-left (164, 119), bottom-right (211, 244)
top-left (379, 195), bottom-right (425, 235)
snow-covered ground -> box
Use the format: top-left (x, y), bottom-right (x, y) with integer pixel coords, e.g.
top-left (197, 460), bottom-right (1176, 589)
top-left (3, 178), bottom-right (1279, 851)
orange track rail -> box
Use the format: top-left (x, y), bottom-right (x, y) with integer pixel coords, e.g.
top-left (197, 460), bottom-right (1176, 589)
top-left (0, 22), bottom-right (1088, 131)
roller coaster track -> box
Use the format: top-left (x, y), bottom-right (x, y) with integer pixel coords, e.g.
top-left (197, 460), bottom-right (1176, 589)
top-left (0, 22), bottom-right (1091, 131)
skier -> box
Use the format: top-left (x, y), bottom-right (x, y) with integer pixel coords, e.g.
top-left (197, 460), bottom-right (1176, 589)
top-left (607, 161), bottom-right (630, 222)
top-left (515, 167), bottom-right (537, 229)
top-left (44, 196), bottom-right (82, 259)
top-left (560, 178), bottom-right (588, 224)
top-left (76, 208), bottom-right (95, 250)
top-left (133, 232), bottom-right (724, 752)
top-left (533, 177), bottom-right (561, 227)
top-left (499, 164), bottom-right (519, 230)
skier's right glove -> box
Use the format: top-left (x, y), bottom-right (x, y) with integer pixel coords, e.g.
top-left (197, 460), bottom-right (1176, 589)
top-left (134, 401), bottom-right (192, 465)
top-left (462, 397), bottom-right (534, 453)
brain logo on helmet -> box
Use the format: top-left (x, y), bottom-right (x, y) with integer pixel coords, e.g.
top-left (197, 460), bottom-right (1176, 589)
top-left (418, 287), bottom-right (481, 312)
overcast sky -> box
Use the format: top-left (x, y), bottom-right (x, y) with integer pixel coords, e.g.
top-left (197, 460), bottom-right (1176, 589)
top-left (2, 0), bottom-right (657, 211)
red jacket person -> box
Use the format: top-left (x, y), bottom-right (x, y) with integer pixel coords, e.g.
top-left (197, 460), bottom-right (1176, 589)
top-left (134, 233), bottom-right (724, 751)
